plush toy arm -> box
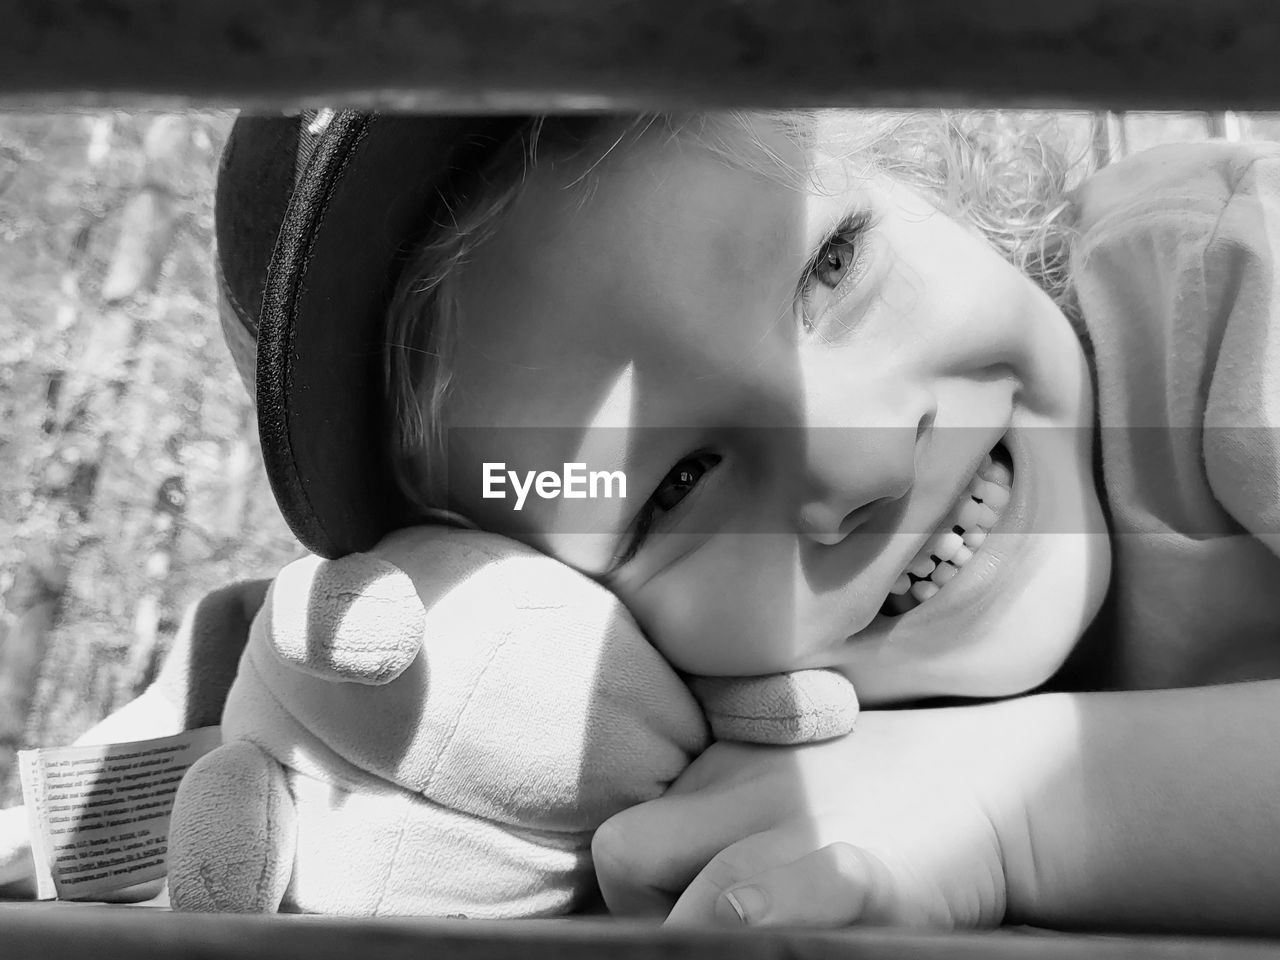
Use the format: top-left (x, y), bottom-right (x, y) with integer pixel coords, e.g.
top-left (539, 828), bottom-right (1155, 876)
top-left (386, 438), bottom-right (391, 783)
top-left (689, 669), bottom-right (859, 745)
top-left (168, 740), bottom-right (296, 913)
top-left (265, 553), bottom-right (425, 685)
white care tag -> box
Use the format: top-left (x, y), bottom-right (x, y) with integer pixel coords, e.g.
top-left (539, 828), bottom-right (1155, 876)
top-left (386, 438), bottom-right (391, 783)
top-left (18, 727), bottom-right (221, 900)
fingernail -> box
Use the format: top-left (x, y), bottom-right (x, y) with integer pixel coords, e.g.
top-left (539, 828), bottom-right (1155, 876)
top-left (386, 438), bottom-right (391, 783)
top-left (723, 885), bottom-right (766, 924)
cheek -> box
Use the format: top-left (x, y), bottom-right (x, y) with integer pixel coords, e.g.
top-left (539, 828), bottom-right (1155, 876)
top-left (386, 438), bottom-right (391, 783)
top-left (625, 539), bottom-right (811, 677)
top-left (881, 226), bottom-right (1052, 378)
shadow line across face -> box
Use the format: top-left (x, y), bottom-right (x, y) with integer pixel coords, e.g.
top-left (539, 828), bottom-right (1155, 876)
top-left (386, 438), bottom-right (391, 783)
top-left (440, 114), bottom-right (1110, 707)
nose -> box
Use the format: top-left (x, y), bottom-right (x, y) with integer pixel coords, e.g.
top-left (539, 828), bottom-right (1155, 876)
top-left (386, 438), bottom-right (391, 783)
top-left (796, 379), bottom-right (936, 546)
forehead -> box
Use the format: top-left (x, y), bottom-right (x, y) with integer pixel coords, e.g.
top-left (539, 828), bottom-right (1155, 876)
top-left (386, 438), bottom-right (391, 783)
top-left (445, 117), bottom-right (812, 432)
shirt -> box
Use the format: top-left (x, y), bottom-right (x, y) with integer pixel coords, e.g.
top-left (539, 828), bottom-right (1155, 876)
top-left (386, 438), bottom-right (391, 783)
top-left (1063, 141), bottom-right (1280, 689)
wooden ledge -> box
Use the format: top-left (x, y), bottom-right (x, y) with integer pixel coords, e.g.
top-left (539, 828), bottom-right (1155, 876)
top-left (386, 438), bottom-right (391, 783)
top-left (6, 902), bottom-right (1280, 960)
top-left (2, 0), bottom-right (1280, 110)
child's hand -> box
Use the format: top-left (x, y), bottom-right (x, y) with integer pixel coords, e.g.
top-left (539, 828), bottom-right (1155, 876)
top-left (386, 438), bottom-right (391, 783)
top-left (593, 701), bottom-right (1047, 928)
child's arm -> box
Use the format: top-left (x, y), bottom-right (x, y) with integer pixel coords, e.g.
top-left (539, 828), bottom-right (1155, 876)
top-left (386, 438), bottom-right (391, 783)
top-left (594, 682), bottom-right (1280, 934)
top-left (1005, 682), bottom-right (1280, 933)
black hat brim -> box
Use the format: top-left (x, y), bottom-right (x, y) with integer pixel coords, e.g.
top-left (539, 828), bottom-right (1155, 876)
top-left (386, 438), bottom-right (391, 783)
top-left (220, 112), bottom-right (521, 558)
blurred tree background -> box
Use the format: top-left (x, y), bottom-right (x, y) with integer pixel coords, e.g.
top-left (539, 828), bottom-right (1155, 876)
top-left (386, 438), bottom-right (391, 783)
top-left (2, 108), bottom-right (1280, 813)
top-left (0, 112), bottom-right (300, 806)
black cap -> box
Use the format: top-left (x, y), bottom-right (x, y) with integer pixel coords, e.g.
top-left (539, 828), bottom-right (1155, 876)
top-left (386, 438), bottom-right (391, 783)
top-left (216, 111), bottom-right (524, 558)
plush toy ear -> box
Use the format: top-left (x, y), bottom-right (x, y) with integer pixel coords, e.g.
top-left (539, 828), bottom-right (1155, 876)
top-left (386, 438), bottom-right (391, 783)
top-left (689, 669), bottom-right (859, 745)
top-left (262, 553), bottom-right (425, 685)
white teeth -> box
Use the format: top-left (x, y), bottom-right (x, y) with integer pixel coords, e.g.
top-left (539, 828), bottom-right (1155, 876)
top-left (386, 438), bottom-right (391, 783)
top-left (980, 457), bottom-right (1013, 487)
top-left (910, 580), bottom-right (940, 603)
top-left (968, 477), bottom-right (997, 503)
top-left (957, 497), bottom-right (1000, 530)
top-left (884, 444), bottom-right (1013, 617)
top-left (972, 478), bottom-right (1010, 511)
top-left (908, 553), bottom-right (938, 579)
top-left (926, 530), bottom-right (964, 563)
top-left (931, 561), bottom-right (959, 585)
top-left (956, 498), bottom-right (986, 530)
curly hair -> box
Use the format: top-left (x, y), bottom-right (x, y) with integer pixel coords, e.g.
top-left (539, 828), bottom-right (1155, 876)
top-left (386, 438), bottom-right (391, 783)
top-left (837, 110), bottom-right (1093, 330)
top-left (384, 110), bottom-right (1095, 522)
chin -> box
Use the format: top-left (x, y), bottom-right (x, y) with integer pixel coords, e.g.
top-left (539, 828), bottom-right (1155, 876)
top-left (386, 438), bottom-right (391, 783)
top-left (844, 528), bottom-right (1113, 707)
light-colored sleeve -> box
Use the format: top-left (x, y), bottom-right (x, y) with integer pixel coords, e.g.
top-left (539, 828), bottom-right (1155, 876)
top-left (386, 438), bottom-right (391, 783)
top-left (1202, 153), bottom-right (1280, 558)
top-left (1072, 142), bottom-right (1280, 558)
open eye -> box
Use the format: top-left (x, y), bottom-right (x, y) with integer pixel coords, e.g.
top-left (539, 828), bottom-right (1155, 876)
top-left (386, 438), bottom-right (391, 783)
top-left (799, 210), bottom-right (873, 333)
top-left (814, 234), bottom-right (857, 289)
top-left (612, 453), bottom-right (721, 568)
top-left (652, 459), bottom-right (709, 511)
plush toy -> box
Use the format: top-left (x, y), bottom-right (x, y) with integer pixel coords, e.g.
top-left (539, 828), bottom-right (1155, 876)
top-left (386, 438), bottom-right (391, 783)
top-left (167, 525), bottom-right (858, 918)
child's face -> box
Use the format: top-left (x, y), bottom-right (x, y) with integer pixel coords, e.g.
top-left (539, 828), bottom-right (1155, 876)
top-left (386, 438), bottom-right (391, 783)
top-left (440, 116), bottom-right (1111, 705)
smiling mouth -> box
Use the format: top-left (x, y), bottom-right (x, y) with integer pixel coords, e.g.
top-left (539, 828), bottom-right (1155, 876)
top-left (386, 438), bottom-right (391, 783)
top-left (879, 440), bottom-right (1014, 618)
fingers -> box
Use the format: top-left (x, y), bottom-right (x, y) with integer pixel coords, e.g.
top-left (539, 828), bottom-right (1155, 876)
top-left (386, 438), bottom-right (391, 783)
top-left (592, 742), bottom-right (818, 918)
top-left (662, 827), bottom-right (811, 924)
top-left (593, 783), bottom-right (785, 916)
top-left (668, 841), bottom-right (897, 928)
top-left (591, 819), bottom-right (674, 918)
